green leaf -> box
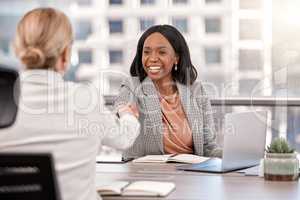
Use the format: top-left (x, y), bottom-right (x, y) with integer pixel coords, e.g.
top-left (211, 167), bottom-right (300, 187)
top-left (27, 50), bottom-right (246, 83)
top-left (266, 137), bottom-right (294, 153)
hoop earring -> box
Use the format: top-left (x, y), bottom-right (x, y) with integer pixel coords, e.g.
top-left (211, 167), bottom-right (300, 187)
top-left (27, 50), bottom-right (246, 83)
top-left (174, 64), bottom-right (178, 71)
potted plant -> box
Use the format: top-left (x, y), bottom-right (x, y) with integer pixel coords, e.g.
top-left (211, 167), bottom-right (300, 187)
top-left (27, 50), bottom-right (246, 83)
top-left (264, 137), bottom-right (299, 181)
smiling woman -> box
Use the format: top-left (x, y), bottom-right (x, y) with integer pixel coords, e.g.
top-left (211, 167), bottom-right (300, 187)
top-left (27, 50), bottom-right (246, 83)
top-left (115, 24), bottom-right (222, 160)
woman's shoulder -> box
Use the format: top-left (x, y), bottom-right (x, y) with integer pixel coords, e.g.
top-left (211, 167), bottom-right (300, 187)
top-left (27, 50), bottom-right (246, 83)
top-left (119, 76), bottom-right (139, 88)
top-left (119, 76), bottom-right (143, 93)
top-left (190, 81), bottom-right (206, 95)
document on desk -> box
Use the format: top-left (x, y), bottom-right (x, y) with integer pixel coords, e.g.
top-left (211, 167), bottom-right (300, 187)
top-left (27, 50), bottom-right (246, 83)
top-left (97, 181), bottom-right (175, 197)
top-left (96, 154), bottom-right (124, 163)
top-left (238, 165), bottom-right (260, 176)
top-left (133, 154), bottom-right (210, 164)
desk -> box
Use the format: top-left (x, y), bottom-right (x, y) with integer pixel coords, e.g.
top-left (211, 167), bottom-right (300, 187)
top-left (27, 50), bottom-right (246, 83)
top-left (96, 162), bottom-right (300, 200)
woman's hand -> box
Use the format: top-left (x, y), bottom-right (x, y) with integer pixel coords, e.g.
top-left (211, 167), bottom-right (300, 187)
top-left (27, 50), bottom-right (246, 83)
top-left (117, 104), bottom-right (139, 118)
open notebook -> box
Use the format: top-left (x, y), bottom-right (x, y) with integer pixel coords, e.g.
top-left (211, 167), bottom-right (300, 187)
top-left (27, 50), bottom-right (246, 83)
top-left (133, 154), bottom-right (210, 164)
top-left (97, 181), bottom-right (175, 197)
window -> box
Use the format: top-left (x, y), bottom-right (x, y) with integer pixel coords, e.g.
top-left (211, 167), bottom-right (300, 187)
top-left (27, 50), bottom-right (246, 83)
top-left (0, 15), bottom-right (20, 54)
top-left (75, 20), bottom-right (92, 40)
top-left (205, 0), bottom-right (222, 3)
top-left (75, 0), bottom-right (92, 6)
top-left (140, 0), bottom-right (155, 5)
top-left (109, 0), bottom-right (123, 5)
top-left (140, 18), bottom-right (155, 32)
top-left (109, 77), bottom-right (122, 95)
top-left (204, 47), bottom-right (222, 64)
top-left (205, 17), bottom-right (221, 33)
top-left (0, 39), bottom-right (9, 54)
top-left (172, 18), bottom-right (188, 33)
top-left (239, 19), bottom-right (261, 40)
top-left (239, 0), bottom-right (261, 9)
top-left (173, 0), bottom-right (188, 4)
top-left (239, 50), bottom-right (262, 71)
top-left (78, 49), bottom-right (93, 64)
top-left (201, 74), bottom-right (226, 96)
top-left (239, 79), bottom-right (260, 96)
top-left (109, 50), bottom-right (123, 64)
top-left (108, 19), bottom-right (123, 34)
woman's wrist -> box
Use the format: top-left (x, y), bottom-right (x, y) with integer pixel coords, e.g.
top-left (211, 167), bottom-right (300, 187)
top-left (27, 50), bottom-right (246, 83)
top-left (116, 104), bottom-right (139, 118)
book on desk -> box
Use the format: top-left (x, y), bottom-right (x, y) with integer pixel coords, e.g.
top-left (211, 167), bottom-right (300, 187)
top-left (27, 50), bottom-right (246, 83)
top-left (132, 154), bottom-right (210, 164)
top-left (97, 181), bottom-right (175, 197)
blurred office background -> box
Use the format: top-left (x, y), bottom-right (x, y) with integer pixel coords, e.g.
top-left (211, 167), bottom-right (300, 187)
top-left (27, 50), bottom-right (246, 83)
top-left (1, 0), bottom-right (300, 153)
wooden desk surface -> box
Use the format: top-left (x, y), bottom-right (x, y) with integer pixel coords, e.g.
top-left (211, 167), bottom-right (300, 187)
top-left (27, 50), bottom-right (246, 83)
top-left (96, 162), bottom-right (300, 200)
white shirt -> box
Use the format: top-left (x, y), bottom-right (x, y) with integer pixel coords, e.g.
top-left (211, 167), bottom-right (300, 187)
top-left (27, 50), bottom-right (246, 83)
top-left (0, 70), bottom-right (140, 200)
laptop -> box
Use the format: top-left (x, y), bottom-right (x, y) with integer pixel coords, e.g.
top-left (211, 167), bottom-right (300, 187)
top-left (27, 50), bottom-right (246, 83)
top-left (177, 110), bottom-right (267, 173)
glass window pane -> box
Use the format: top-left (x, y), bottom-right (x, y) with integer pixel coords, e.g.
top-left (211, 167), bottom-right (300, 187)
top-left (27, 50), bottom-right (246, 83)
top-left (78, 49), bottom-right (93, 64)
top-left (240, 0), bottom-right (261, 9)
top-left (140, 18), bottom-right (155, 32)
top-left (75, 20), bottom-right (92, 40)
top-left (204, 47), bottom-right (222, 64)
top-left (109, 0), bottom-right (123, 5)
top-left (287, 108), bottom-right (300, 152)
top-left (205, 0), bottom-right (222, 3)
top-left (239, 19), bottom-right (261, 40)
top-left (108, 19), bottom-right (123, 34)
top-left (173, 0), bottom-right (188, 4)
top-left (239, 79), bottom-right (260, 96)
top-left (0, 15), bottom-right (20, 54)
top-left (76, 0), bottom-right (92, 6)
top-left (239, 49), bottom-right (262, 70)
top-left (0, 39), bottom-right (9, 54)
top-left (140, 0), bottom-right (155, 5)
top-left (109, 77), bottom-right (122, 95)
top-left (172, 18), bottom-right (188, 33)
top-left (75, 0), bottom-right (92, 6)
top-left (109, 50), bottom-right (123, 64)
top-left (205, 17), bottom-right (221, 33)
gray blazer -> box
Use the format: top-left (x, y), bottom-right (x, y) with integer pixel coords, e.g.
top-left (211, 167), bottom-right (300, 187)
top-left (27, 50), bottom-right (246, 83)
top-left (114, 76), bottom-right (222, 160)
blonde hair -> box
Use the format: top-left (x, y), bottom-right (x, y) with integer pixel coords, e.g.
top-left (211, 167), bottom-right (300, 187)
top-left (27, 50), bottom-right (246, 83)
top-left (14, 7), bottom-right (73, 69)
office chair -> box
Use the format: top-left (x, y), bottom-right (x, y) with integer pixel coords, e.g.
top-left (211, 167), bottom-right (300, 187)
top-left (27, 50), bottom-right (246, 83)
top-left (0, 65), bottom-right (61, 200)
top-left (0, 153), bottom-right (61, 200)
top-left (0, 65), bottom-right (19, 128)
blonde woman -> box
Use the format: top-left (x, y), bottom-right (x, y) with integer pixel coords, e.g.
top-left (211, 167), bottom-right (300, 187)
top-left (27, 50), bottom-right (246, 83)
top-left (0, 8), bottom-right (139, 200)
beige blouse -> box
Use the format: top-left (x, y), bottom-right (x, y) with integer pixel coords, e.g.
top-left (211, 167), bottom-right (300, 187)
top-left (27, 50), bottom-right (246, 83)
top-left (160, 92), bottom-right (194, 154)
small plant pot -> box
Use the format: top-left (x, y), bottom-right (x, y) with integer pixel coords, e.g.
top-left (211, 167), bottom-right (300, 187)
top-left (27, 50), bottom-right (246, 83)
top-left (264, 153), bottom-right (299, 181)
